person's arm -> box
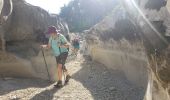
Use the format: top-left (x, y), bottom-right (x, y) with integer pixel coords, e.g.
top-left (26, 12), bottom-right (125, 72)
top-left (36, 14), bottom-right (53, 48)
top-left (47, 43), bottom-right (51, 49)
top-left (41, 37), bottom-right (51, 49)
top-left (60, 43), bottom-right (69, 48)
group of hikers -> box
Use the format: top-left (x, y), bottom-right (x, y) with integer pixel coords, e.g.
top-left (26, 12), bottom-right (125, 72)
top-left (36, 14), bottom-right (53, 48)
top-left (41, 26), bottom-right (80, 88)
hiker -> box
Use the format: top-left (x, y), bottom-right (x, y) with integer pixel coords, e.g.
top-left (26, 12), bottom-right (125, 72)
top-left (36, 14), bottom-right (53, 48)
top-left (41, 26), bottom-right (71, 88)
top-left (72, 38), bottom-right (80, 56)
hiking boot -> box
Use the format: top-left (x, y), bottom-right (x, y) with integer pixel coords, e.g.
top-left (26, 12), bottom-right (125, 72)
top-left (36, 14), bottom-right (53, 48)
top-left (65, 75), bottom-right (71, 84)
top-left (54, 80), bottom-right (62, 88)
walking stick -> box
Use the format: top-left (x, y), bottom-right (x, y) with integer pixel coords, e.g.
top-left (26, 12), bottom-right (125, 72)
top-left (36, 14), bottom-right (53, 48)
top-left (41, 47), bottom-right (51, 81)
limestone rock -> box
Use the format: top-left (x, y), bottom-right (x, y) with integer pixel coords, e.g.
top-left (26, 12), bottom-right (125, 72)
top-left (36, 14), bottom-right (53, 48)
top-left (85, 0), bottom-right (170, 100)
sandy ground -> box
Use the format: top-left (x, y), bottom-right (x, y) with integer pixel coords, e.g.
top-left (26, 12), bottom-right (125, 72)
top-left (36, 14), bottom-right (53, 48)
top-left (0, 54), bottom-right (144, 100)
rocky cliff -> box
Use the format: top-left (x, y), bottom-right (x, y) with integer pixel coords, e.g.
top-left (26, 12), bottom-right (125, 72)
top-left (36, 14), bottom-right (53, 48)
top-left (85, 0), bottom-right (170, 100)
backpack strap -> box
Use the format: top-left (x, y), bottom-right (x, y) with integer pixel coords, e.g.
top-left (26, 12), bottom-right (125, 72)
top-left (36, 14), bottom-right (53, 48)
top-left (58, 34), bottom-right (62, 54)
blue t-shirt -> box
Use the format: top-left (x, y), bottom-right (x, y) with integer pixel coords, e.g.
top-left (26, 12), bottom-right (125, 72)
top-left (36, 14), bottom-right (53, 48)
top-left (48, 34), bottom-right (68, 57)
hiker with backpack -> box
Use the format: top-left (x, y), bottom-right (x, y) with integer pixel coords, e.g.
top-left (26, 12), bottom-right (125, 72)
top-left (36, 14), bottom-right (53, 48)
top-left (41, 26), bottom-right (71, 88)
top-left (72, 38), bottom-right (80, 56)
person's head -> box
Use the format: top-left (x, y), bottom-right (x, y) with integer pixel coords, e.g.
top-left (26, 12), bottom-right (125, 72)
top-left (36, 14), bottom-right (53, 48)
top-left (47, 26), bottom-right (59, 36)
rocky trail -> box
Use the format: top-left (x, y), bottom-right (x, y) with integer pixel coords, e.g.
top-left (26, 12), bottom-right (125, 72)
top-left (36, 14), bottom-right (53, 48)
top-left (0, 54), bottom-right (144, 100)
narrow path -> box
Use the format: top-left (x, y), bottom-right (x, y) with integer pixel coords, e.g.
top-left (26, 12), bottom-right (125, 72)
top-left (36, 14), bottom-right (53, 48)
top-left (0, 54), bottom-right (144, 100)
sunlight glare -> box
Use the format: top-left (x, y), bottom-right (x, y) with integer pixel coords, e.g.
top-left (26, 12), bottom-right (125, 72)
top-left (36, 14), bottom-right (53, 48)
top-left (125, 0), bottom-right (168, 44)
top-left (25, 0), bottom-right (71, 14)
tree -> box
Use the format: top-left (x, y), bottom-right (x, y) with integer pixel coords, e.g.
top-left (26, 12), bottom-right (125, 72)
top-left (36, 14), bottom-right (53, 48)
top-left (60, 0), bottom-right (118, 32)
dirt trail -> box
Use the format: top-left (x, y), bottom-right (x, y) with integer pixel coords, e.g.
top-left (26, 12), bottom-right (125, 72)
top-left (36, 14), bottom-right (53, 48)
top-left (0, 54), bottom-right (144, 100)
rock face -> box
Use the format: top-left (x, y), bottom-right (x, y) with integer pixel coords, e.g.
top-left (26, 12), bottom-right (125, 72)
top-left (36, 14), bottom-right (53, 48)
top-left (5, 0), bottom-right (69, 58)
top-left (85, 0), bottom-right (170, 100)
top-left (5, 0), bottom-right (69, 42)
top-left (0, 0), bottom-right (69, 81)
top-left (0, 0), bottom-right (12, 51)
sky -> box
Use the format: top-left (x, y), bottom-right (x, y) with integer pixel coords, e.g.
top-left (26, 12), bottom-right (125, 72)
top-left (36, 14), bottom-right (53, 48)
top-left (25, 0), bottom-right (71, 14)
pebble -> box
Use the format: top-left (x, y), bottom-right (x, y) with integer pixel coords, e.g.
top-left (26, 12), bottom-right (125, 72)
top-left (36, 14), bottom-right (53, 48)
top-left (109, 87), bottom-right (117, 91)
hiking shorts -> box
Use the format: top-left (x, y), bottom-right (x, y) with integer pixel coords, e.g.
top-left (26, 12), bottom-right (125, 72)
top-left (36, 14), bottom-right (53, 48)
top-left (55, 52), bottom-right (68, 66)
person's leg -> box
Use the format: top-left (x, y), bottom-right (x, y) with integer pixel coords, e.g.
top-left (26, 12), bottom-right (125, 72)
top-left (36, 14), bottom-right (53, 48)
top-left (75, 48), bottom-right (79, 56)
top-left (64, 68), bottom-right (71, 83)
top-left (63, 66), bottom-right (69, 76)
top-left (57, 63), bottom-right (62, 81)
top-left (73, 47), bottom-right (76, 55)
top-left (61, 52), bottom-right (71, 83)
top-left (54, 56), bottom-right (63, 87)
top-left (74, 45), bottom-right (76, 55)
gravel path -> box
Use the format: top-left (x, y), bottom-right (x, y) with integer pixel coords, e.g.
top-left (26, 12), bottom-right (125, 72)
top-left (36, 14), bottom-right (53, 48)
top-left (0, 54), bottom-right (144, 100)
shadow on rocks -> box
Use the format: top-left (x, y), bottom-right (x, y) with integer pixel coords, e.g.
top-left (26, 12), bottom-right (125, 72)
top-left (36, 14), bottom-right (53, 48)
top-left (30, 86), bottom-right (62, 100)
top-left (0, 78), bottom-right (53, 96)
top-left (72, 56), bottom-right (145, 100)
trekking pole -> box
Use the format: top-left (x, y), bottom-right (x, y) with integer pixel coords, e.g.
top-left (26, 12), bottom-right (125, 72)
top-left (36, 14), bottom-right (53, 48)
top-left (41, 47), bottom-right (51, 82)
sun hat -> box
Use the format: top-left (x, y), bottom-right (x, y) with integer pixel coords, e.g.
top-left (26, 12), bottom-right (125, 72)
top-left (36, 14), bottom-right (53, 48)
top-left (47, 26), bottom-right (59, 34)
